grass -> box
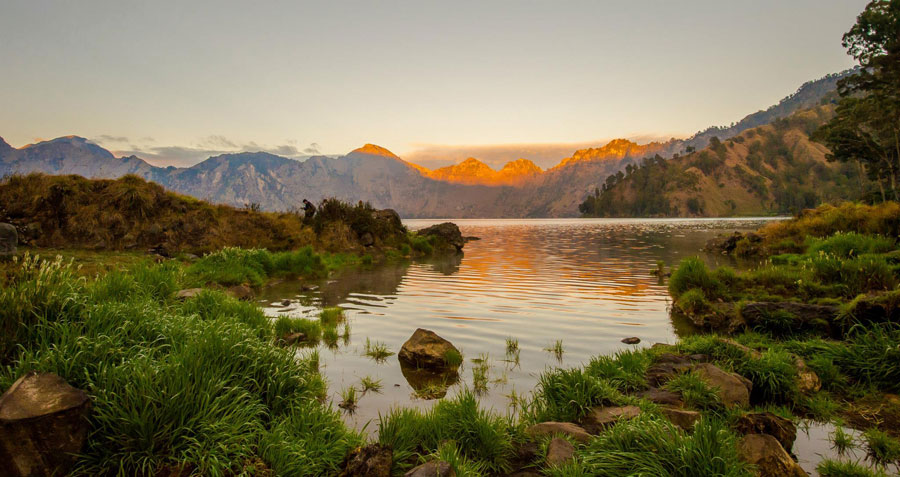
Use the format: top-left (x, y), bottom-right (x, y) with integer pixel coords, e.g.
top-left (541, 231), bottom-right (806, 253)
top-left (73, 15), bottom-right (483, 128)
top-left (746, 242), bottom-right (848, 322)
top-left (339, 386), bottom-right (359, 411)
top-left (863, 428), bottom-right (900, 466)
top-left (664, 371), bottom-right (723, 411)
top-left (364, 338), bottom-right (394, 362)
top-left (0, 254), bottom-right (360, 475)
top-left (319, 306), bottom-right (345, 325)
top-left (505, 336), bottom-right (519, 354)
top-left (734, 348), bottom-right (799, 404)
top-left (360, 376), bottom-right (383, 394)
top-left (444, 348), bottom-right (463, 367)
top-left (668, 257), bottom-right (723, 300)
top-left (817, 459), bottom-right (888, 477)
top-left (273, 315), bottom-right (322, 342)
top-left (832, 423), bottom-right (856, 455)
top-left (545, 339), bottom-right (565, 360)
top-left (586, 349), bottom-right (651, 393)
top-left (472, 354), bottom-right (490, 394)
top-left (527, 367), bottom-right (625, 423)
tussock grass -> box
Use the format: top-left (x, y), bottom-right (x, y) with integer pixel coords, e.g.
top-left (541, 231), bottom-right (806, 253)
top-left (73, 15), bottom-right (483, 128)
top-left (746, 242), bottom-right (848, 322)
top-left (586, 349), bottom-right (651, 393)
top-left (360, 376), bottom-right (383, 393)
top-left (669, 257), bottom-right (723, 300)
top-left (545, 339), bottom-right (565, 360)
top-left (817, 459), bottom-right (888, 477)
top-left (274, 315), bottom-right (322, 342)
top-left (364, 338), bottom-right (394, 362)
top-left (528, 367), bottom-right (625, 423)
top-left (664, 371), bottom-right (723, 411)
top-left (187, 246), bottom-right (330, 287)
top-left (863, 428), bottom-right (900, 467)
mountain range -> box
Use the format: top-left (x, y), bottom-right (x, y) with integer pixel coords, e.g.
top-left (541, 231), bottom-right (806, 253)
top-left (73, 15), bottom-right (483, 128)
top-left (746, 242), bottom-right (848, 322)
top-left (0, 70), bottom-right (853, 218)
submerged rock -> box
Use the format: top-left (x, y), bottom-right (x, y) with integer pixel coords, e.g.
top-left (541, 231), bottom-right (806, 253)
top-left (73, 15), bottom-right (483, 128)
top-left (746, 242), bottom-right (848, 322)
top-left (399, 360), bottom-right (459, 400)
top-left (737, 434), bottom-right (806, 477)
top-left (398, 328), bottom-right (461, 369)
top-left (621, 337), bottom-right (641, 344)
top-left (0, 223), bottom-right (17, 256)
top-left (417, 222), bottom-right (465, 253)
top-left (735, 412), bottom-right (797, 452)
top-left (405, 460), bottom-right (455, 477)
top-left (693, 363), bottom-right (751, 408)
top-left (340, 443), bottom-right (392, 477)
top-left (580, 405), bottom-right (641, 434)
top-left (525, 422), bottom-right (592, 443)
top-left (546, 438), bottom-right (575, 466)
top-left (0, 372), bottom-right (91, 477)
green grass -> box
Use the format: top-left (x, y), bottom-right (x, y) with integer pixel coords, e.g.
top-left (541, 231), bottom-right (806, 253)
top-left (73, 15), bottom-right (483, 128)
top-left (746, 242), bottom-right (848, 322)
top-left (273, 315), bottom-right (322, 342)
top-left (186, 246), bottom-right (329, 287)
top-left (817, 459), bottom-right (888, 477)
top-left (808, 232), bottom-right (895, 258)
top-left (505, 337), bottom-right (519, 354)
top-left (664, 371), bottom-right (723, 411)
top-left (319, 306), bottom-right (345, 325)
top-left (472, 355), bottom-right (490, 394)
top-left (528, 367), bottom-right (625, 423)
top-left (831, 423), bottom-right (856, 455)
top-left (0, 255), bottom-right (358, 476)
top-left (586, 349), bottom-right (651, 393)
top-left (364, 338), bottom-right (394, 362)
top-left (339, 386), bottom-right (359, 411)
top-left (734, 348), bottom-right (799, 404)
top-left (668, 257), bottom-right (724, 300)
top-left (863, 428), bottom-right (900, 466)
top-left (360, 376), bottom-right (383, 394)
top-left (545, 339), bottom-right (565, 360)
top-left (444, 348), bottom-right (463, 367)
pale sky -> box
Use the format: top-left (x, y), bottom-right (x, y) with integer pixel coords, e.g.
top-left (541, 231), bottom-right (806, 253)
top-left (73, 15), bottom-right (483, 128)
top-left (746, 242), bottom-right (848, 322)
top-left (0, 0), bottom-right (866, 168)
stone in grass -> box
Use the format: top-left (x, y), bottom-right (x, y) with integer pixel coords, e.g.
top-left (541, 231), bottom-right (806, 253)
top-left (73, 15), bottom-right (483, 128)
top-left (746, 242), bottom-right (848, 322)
top-left (693, 363), bottom-right (751, 408)
top-left (175, 288), bottom-right (203, 300)
top-left (734, 412), bottom-right (797, 452)
top-left (404, 460), bottom-right (456, 477)
top-left (0, 372), bottom-right (91, 477)
top-left (580, 405), bottom-right (641, 434)
top-left (638, 388), bottom-right (684, 407)
top-left (398, 328), bottom-right (461, 369)
top-left (737, 434), bottom-right (806, 477)
top-left (339, 443), bottom-right (393, 477)
top-left (525, 422), bottom-right (592, 444)
top-left (0, 223), bottom-right (17, 257)
top-left (546, 437), bottom-right (575, 466)
top-left (660, 407), bottom-right (700, 430)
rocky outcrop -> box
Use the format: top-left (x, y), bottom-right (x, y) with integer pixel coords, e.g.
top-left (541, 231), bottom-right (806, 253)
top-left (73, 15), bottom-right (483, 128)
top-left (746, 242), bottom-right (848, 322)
top-left (405, 461), bottom-right (455, 477)
top-left (0, 372), bottom-right (91, 477)
top-left (737, 434), bottom-right (806, 477)
top-left (734, 412), bottom-right (797, 452)
top-left (398, 329), bottom-right (461, 369)
top-left (580, 405), bottom-right (641, 434)
top-left (0, 223), bottom-right (16, 256)
top-left (417, 223), bottom-right (465, 253)
top-left (693, 363), bottom-right (751, 408)
top-left (525, 422), bottom-right (592, 444)
top-left (340, 444), bottom-right (393, 477)
top-left (545, 438), bottom-right (575, 467)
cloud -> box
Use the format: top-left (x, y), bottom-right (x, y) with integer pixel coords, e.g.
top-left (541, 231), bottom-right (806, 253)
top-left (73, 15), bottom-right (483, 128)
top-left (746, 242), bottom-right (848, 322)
top-left (95, 134), bottom-right (130, 143)
top-left (109, 135), bottom-right (322, 167)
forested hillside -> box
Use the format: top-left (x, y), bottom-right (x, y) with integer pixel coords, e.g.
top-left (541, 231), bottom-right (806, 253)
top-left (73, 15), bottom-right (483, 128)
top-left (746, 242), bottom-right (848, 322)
top-left (579, 103), bottom-right (868, 217)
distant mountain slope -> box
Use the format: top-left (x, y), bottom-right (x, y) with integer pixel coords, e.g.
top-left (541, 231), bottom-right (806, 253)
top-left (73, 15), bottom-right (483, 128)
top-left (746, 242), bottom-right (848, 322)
top-left (578, 104), bottom-right (867, 217)
top-left (0, 70), bottom-right (856, 217)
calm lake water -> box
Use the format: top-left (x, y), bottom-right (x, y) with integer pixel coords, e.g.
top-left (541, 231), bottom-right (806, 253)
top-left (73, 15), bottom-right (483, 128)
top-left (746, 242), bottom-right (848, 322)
top-left (259, 218), bottom-right (775, 423)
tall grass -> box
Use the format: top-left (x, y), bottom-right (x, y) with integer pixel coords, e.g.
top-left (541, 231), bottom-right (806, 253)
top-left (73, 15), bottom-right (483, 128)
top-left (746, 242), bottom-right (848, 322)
top-left (186, 246), bottom-right (329, 287)
top-left (668, 257), bottom-right (724, 300)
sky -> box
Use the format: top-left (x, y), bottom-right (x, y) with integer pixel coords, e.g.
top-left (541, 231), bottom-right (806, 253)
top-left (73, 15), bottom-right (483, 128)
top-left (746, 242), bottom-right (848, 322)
top-left (0, 0), bottom-right (867, 169)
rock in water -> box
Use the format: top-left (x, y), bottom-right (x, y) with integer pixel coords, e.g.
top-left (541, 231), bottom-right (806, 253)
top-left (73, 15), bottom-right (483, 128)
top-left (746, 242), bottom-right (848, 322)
top-left (405, 460), bottom-right (455, 477)
top-left (734, 412), bottom-right (797, 452)
top-left (417, 222), bottom-right (465, 253)
top-left (398, 328), bottom-right (461, 369)
top-left (0, 223), bottom-right (16, 257)
top-left (339, 443), bottom-right (392, 477)
top-left (621, 337), bottom-right (640, 344)
top-left (0, 372), bottom-right (91, 477)
top-left (737, 434), bottom-right (806, 477)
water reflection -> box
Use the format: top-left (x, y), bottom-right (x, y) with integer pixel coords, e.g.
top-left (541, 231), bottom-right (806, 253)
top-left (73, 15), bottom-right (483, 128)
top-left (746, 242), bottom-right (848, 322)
top-left (259, 218), bottom-right (780, 432)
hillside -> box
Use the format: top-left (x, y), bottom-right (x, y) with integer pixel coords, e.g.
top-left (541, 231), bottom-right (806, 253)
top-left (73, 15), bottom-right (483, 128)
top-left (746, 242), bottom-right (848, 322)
top-left (0, 70), bottom-right (855, 218)
top-left (579, 104), bottom-right (867, 217)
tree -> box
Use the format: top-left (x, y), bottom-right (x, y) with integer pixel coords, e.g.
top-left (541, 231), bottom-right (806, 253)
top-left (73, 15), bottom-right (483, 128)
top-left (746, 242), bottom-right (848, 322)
top-left (814, 0), bottom-right (900, 201)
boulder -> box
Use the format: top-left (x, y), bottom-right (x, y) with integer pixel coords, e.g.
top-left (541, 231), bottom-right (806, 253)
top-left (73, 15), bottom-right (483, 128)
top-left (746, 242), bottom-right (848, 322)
top-left (340, 444), bottom-right (392, 477)
top-left (175, 288), bottom-right (203, 300)
top-left (794, 358), bottom-right (821, 394)
top-left (638, 388), bottom-right (684, 407)
top-left (280, 332), bottom-right (306, 346)
top-left (404, 461), bottom-right (455, 477)
top-left (737, 434), bottom-right (806, 477)
top-left (417, 223), bottom-right (465, 253)
top-left (621, 337), bottom-right (641, 345)
top-left (645, 355), bottom-right (693, 387)
top-left (398, 328), bottom-right (461, 369)
top-left (227, 284), bottom-right (254, 301)
top-left (580, 405), bottom-right (641, 434)
top-left (545, 438), bottom-right (575, 467)
top-left (0, 372), bottom-right (91, 477)
top-left (693, 363), bottom-right (751, 408)
top-left (373, 209), bottom-right (403, 230)
top-left (660, 407), bottom-right (700, 430)
top-left (525, 422), bottom-right (592, 444)
top-left (734, 412), bottom-right (797, 452)
top-left (0, 223), bottom-right (17, 257)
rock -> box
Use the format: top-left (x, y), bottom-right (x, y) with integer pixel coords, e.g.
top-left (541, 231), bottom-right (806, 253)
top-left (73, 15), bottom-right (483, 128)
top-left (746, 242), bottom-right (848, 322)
top-left (621, 337), bottom-right (641, 345)
top-left (580, 405), bottom-right (641, 434)
top-left (794, 358), bottom-right (821, 394)
top-left (737, 434), bottom-right (806, 477)
top-left (0, 372), bottom-right (91, 477)
top-left (281, 332), bottom-right (306, 346)
top-left (693, 363), bottom-right (751, 408)
top-left (545, 438), bottom-right (575, 466)
top-left (464, 236), bottom-right (481, 242)
top-left (227, 284), bottom-right (254, 301)
top-left (509, 441), bottom-right (539, 470)
top-left (404, 460), bottom-right (455, 477)
top-left (660, 407), bottom-right (700, 430)
top-left (638, 388), bottom-right (684, 407)
top-left (0, 223), bottom-right (17, 256)
top-left (734, 412), bottom-right (797, 452)
top-left (280, 299), bottom-right (291, 306)
top-left (417, 222), bottom-right (465, 253)
top-left (373, 209), bottom-right (403, 230)
top-left (525, 422), bottom-right (592, 444)
top-left (645, 355), bottom-right (693, 387)
top-left (398, 328), bottom-right (461, 369)
top-left (340, 443), bottom-right (393, 477)
top-left (359, 231), bottom-right (375, 247)
top-left (175, 288), bottom-right (203, 300)
top-left (301, 284), bottom-right (319, 292)
top-left (716, 338), bottom-right (761, 358)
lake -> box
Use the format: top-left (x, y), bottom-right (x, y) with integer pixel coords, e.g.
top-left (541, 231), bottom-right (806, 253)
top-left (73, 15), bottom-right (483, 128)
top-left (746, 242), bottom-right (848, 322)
top-left (259, 218), bottom-right (779, 426)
